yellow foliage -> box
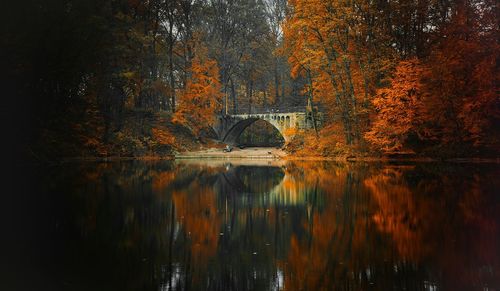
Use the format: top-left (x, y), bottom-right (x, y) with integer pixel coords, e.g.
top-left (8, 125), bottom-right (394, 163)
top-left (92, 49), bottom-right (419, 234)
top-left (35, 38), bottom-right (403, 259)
top-left (287, 123), bottom-right (350, 157)
top-left (283, 127), bottom-right (298, 137)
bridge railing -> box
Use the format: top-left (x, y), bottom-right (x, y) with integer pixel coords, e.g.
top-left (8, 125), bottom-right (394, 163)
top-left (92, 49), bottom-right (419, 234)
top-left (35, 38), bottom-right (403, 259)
top-left (231, 106), bottom-right (308, 115)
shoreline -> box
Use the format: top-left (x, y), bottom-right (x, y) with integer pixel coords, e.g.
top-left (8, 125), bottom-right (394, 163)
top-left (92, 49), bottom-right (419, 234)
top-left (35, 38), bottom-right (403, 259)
top-left (55, 156), bottom-right (500, 164)
top-left (23, 147), bottom-right (500, 164)
top-left (174, 156), bottom-right (500, 163)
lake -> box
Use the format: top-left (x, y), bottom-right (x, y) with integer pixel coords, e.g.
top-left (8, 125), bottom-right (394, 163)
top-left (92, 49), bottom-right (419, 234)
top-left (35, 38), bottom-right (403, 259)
top-left (4, 160), bottom-right (500, 290)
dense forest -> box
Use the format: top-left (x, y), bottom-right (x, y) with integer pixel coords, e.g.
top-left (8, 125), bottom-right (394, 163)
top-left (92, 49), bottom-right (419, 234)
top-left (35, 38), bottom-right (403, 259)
top-left (3, 0), bottom-right (499, 160)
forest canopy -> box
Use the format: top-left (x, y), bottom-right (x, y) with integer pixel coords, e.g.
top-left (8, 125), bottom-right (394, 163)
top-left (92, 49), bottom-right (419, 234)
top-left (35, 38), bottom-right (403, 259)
top-left (3, 0), bottom-right (499, 159)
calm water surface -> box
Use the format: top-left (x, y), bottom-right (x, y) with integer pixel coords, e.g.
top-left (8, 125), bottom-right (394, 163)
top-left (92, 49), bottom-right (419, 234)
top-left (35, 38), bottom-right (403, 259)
top-left (5, 160), bottom-right (500, 290)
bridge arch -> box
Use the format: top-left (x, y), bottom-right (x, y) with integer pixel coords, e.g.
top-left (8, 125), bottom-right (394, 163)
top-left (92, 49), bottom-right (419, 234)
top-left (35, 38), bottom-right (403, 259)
top-left (221, 117), bottom-right (285, 145)
top-left (214, 110), bottom-right (318, 146)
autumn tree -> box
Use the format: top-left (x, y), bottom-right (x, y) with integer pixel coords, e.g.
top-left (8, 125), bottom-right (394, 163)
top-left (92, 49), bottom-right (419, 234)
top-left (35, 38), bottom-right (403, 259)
top-left (365, 59), bottom-right (425, 152)
top-left (173, 43), bottom-right (223, 134)
top-left (284, 0), bottom-right (394, 145)
top-left (265, 0), bottom-right (288, 106)
top-left (285, 0), bottom-right (499, 155)
top-left (420, 0), bottom-right (500, 149)
top-left (8, 0), bottom-right (499, 157)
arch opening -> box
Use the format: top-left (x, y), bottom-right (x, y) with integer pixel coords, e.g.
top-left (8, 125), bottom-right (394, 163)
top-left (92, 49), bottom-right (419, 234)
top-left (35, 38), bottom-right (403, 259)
top-left (223, 118), bottom-right (285, 147)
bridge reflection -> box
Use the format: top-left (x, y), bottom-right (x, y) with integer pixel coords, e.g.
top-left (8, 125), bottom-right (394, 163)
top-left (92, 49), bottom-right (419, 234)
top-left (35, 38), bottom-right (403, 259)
top-left (194, 162), bottom-right (321, 207)
top-left (218, 165), bottom-right (285, 194)
top-left (24, 160), bottom-right (500, 290)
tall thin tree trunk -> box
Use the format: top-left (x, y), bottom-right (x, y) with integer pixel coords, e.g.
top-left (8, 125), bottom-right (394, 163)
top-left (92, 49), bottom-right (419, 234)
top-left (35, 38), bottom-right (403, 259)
top-left (306, 71), bottom-right (319, 137)
top-left (263, 89), bottom-right (267, 109)
top-left (168, 45), bottom-right (175, 112)
top-left (248, 80), bottom-right (253, 114)
top-left (230, 77), bottom-right (237, 114)
top-left (274, 59), bottom-right (280, 105)
top-left (281, 70), bottom-right (286, 107)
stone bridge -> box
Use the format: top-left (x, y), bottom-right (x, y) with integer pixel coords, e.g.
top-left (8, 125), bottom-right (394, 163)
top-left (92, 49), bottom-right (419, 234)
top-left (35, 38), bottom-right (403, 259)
top-left (213, 108), bottom-right (321, 145)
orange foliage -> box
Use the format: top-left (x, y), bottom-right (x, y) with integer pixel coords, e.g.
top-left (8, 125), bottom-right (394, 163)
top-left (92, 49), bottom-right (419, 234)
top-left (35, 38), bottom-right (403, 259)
top-left (363, 165), bottom-right (500, 288)
top-left (282, 127), bottom-right (298, 142)
top-left (366, 0), bottom-right (500, 152)
top-left (364, 167), bottom-right (434, 259)
top-left (152, 171), bottom-right (176, 193)
top-left (420, 6), bottom-right (500, 147)
top-left (287, 124), bottom-right (350, 156)
top-left (151, 127), bottom-right (175, 145)
top-left (284, 0), bottom-right (343, 116)
top-left (281, 163), bottom-right (384, 290)
top-left (173, 44), bottom-right (222, 134)
top-left (365, 59), bottom-right (425, 152)
top-left (285, 0), bottom-right (499, 154)
top-left (284, 0), bottom-right (391, 145)
top-left (172, 184), bottom-right (221, 272)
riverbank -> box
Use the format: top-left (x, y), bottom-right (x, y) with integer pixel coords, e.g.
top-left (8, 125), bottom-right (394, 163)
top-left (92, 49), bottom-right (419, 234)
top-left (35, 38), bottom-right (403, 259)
top-left (27, 147), bottom-right (500, 163)
top-left (176, 147), bottom-right (287, 159)
top-left (174, 147), bottom-right (500, 163)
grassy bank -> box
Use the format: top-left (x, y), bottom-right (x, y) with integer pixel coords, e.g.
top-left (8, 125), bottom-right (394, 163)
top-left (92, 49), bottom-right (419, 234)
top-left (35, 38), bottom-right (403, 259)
top-left (27, 109), bottom-right (209, 162)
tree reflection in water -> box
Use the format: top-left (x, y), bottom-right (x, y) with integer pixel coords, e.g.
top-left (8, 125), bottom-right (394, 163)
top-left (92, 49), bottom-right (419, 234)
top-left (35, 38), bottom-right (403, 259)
top-left (19, 160), bottom-right (500, 290)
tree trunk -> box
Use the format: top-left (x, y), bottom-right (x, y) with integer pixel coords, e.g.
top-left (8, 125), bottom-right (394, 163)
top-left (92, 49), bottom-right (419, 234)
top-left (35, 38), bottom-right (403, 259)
top-left (281, 70), bottom-right (286, 106)
top-left (274, 59), bottom-right (280, 105)
top-left (263, 89), bottom-right (267, 109)
top-left (248, 79), bottom-right (253, 114)
top-left (230, 77), bottom-right (237, 114)
top-left (168, 44), bottom-right (175, 112)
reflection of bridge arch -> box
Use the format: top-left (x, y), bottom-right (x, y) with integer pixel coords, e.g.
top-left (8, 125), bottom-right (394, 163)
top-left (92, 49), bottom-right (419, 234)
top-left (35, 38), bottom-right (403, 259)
top-left (217, 165), bottom-right (318, 206)
top-left (218, 165), bottom-right (285, 194)
top-left (220, 166), bottom-right (248, 193)
top-left (267, 174), bottom-right (313, 206)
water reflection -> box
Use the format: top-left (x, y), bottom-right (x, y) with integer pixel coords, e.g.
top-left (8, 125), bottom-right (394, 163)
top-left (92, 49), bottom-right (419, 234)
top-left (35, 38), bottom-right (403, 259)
top-left (13, 160), bottom-right (500, 290)
top-left (218, 164), bottom-right (285, 194)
